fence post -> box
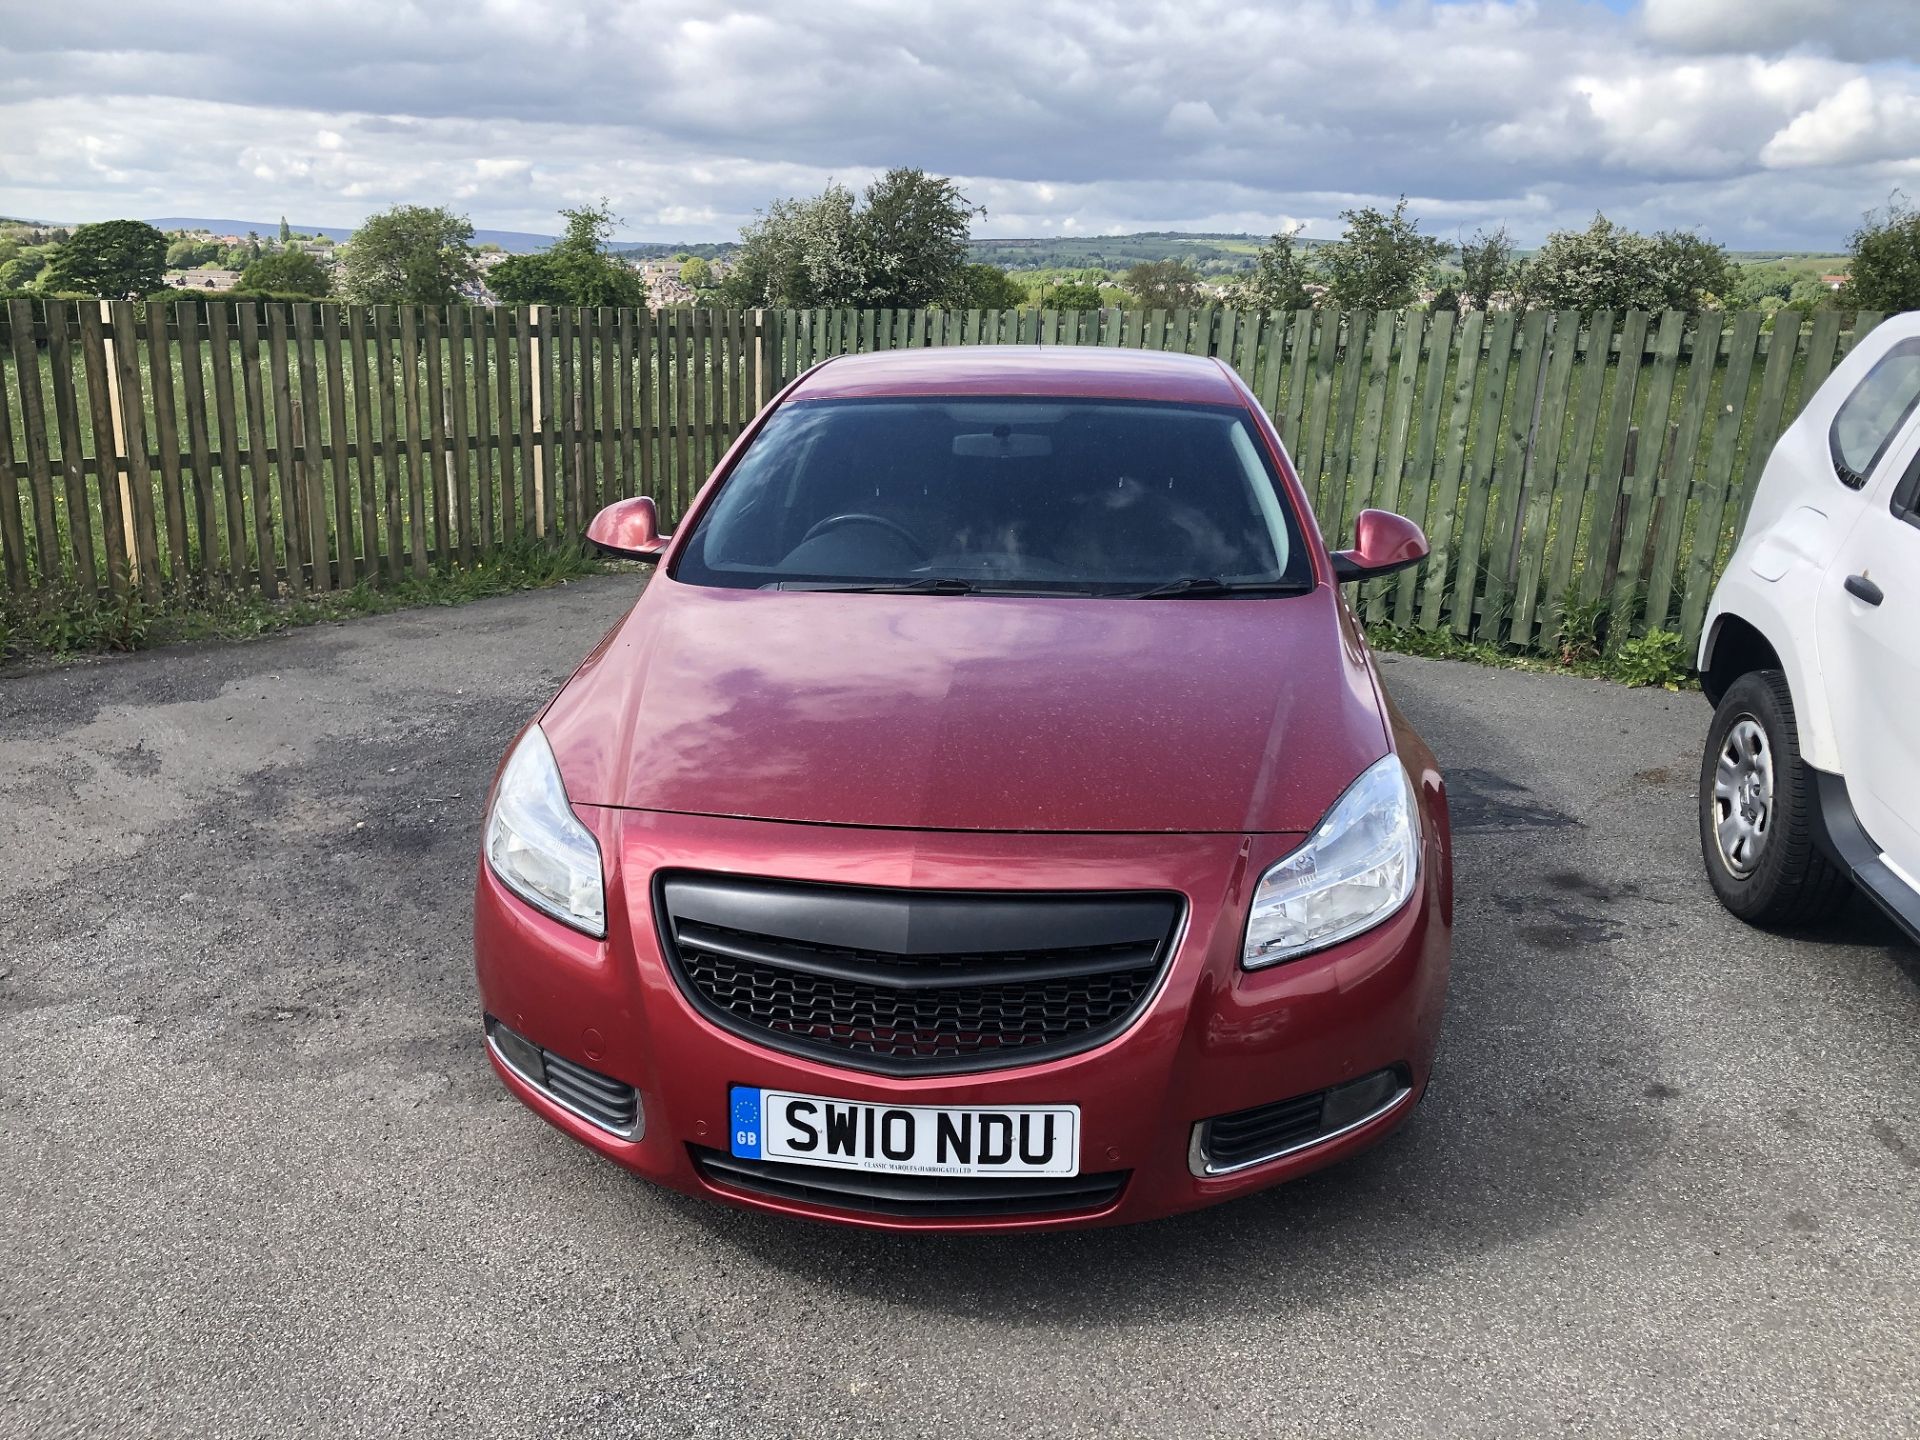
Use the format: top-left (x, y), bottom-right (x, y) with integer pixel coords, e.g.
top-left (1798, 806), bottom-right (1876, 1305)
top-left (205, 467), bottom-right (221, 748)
top-left (530, 309), bottom-right (546, 537)
top-left (98, 300), bottom-right (139, 589)
top-left (754, 309), bottom-right (772, 410)
top-left (291, 396), bottom-right (309, 588)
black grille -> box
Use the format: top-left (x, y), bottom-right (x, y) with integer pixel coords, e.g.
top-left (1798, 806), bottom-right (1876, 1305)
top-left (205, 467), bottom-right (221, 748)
top-left (1201, 1092), bottom-right (1327, 1170)
top-left (691, 1147), bottom-right (1128, 1219)
top-left (658, 876), bottom-right (1181, 1075)
top-left (487, 1017), bottom-right (641, 1136)
top-left (1195, 1067), bottom-right (1412, 1173)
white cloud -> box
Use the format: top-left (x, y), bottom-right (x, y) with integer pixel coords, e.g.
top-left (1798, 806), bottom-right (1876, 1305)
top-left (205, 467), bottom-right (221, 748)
top-left (0, 1), bottom-right (1916, 248)
top-left (1762, 76), bottom-right (1920, 170)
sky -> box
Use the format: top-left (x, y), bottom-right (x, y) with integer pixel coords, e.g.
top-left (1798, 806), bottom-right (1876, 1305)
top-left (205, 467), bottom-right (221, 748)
top-left (3, 0), bottom-right (1919, 251)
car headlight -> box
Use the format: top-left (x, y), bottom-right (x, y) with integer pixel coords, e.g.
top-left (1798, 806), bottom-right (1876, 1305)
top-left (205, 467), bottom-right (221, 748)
top-left (1243, 755), bottom-right (1419, 968)
top-left (484, 725), bottom-right (606, 938)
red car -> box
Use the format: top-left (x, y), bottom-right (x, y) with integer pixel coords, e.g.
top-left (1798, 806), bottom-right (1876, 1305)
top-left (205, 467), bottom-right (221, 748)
top-left (476, 346), bottom-right (1452, 1230)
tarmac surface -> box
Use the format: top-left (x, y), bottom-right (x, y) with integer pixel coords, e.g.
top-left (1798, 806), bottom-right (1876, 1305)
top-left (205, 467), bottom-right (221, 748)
top-left (3, 574), bottom-right (1917, 1438)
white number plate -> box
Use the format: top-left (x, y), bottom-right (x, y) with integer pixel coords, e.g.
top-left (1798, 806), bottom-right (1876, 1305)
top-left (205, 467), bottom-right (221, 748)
top-left (729, 1086), bottom-right (1080, 1178)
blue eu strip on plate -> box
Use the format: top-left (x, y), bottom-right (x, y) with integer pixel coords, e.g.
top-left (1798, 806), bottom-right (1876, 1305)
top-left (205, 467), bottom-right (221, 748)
top-left (729, 1086), bottom-right (763, 1158)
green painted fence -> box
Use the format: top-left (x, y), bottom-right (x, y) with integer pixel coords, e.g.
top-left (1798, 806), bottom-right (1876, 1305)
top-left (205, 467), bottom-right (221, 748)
top-left (0, 300), bottom-right (1882, 655)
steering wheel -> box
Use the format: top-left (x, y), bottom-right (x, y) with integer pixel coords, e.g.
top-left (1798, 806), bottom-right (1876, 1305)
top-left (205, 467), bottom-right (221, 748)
top-left (799, 512), bottom-right (930, 561)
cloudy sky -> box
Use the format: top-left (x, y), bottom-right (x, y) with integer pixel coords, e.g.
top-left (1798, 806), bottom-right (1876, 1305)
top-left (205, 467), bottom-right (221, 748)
top-left (4, 0), bottom-right (1918, 250)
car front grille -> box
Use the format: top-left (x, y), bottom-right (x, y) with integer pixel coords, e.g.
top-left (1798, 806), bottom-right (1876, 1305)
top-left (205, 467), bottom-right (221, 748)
top-left (691, 1147), bottom-right (1128, 1219)
top-left (657, 875), bottom-right (1182, 1075)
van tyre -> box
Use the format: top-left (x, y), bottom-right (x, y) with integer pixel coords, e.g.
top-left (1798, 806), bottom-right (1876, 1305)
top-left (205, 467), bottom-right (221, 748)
top-left (1699, 669), bottom-right (1849, 927)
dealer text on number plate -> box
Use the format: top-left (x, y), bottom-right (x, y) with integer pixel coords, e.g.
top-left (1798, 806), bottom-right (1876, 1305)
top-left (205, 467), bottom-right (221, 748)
top-left (729, 1086), bottom-right (1080, 1177)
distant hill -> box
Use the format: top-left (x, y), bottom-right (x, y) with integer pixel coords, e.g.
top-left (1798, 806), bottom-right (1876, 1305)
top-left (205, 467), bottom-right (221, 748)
top-left (44, 218), bottom-right (1846, 277)
top-left (144, 217), bottom-right (557, 253)
top-left (968, 231), bottom-right (1849, 277)
top-left (608, 240), bottom-right (736, 261)
top-left (968, 231), bottom-right (1280, 273)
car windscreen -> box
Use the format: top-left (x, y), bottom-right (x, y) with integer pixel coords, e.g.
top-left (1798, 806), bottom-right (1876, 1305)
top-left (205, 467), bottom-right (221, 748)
top-left (670, 396), bottom-right (1313, 595)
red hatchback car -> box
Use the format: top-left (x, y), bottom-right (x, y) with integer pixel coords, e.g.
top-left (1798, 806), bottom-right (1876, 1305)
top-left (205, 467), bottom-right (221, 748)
top-left (476, 346), bottom-right (1452, 1230)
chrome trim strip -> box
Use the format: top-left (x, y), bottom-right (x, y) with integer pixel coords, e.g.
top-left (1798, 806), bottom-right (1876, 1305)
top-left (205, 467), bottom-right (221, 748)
top-left (1187, 1082), bottom-right (1413, 1178)
top-left (486, 1030), bottom-right (644, 1142)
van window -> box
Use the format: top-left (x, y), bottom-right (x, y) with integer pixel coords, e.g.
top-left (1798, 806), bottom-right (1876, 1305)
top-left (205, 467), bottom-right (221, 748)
top-left (1831, 339), bottom-right (1920, 488)
top-left (1893, 452), bottom-right (1920, 529)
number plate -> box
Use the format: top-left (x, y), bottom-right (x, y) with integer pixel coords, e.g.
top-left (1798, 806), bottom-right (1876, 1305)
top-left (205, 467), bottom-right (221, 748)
top-left (729, 1086), bottom-right (1080, 1178)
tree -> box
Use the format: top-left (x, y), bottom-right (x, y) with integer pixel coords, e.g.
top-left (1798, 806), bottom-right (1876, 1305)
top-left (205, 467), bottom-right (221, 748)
top-left (1728, 263), bottom-right (1797, 310)
top-left (41, 220), bottom-right (167, 299)
top-left (1654, 230), bottom-right (1734, 308)
top-left (278, 215), bottom-right (292, 245)
top-left (679, 256), bottom-right (715, 290)
top-left (1048, 278), bottom-right (1105, 311)
top-left (487, 203), bottom-right (647, 308)
top-left (239, 249), bottom-right (332, 297)
top-left (1230, 226), bottom-right (1313, 310)
top-left (856, 168), bottom-right (983, 309)
top-left (957, 263), bottom-right (1025, 309)
top-left (1841, 196), bottom-right (1920, 312)
top-left (341, 205), bottom-right (479, 305)
top-left (0, 249), bottom-right (51, 293)
top-left (166, 235), bottom-right (221, 269)
top-left (1123, 258), bottom-right (1204, 308)
top-left (721, 183), bottom-right (867, 308)
top-left (719, 169), bottom-right (982, 309)
top-left (1457, 225), bottom-right (1514, 310)
top-left (1522, 214), bottom-right (1732, 312)
top-left (1319, 197), bottom-right (1449, 310)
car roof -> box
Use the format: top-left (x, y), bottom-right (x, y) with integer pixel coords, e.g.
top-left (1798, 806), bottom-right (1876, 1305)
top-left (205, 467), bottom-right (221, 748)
top-left (788, 345), bottom-right (1246, 406)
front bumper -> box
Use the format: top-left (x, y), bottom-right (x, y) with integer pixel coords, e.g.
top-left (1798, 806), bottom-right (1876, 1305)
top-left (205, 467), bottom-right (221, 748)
top-left (474, 806), bottom-right (1451, 1231)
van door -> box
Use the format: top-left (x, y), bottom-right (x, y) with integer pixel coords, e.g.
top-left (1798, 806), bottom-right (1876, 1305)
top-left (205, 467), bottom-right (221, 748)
top-left (1814, 340), bottom-right (1920, 889)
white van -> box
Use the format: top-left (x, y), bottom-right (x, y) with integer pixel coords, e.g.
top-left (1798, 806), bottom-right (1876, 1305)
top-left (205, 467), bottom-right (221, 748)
top-left (1697, 315), bottom-right (1920, 943)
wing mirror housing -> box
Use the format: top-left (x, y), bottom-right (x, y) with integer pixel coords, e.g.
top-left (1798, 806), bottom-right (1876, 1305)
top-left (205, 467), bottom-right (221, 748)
top-left (1330, 509), bottom-right (1428, 583)
top-left (587, 497), bottom-right (669, 562)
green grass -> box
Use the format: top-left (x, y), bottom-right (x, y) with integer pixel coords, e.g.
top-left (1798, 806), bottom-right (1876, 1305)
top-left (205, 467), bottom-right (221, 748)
top-left (1367, 620), bottom-right (1695, 689)
top-left (0, 540), bottom-right (607, 666)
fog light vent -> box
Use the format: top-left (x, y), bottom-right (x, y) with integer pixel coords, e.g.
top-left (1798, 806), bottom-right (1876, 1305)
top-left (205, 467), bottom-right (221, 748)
top-left (1191, 1066), bottom-right (1410, 1176)
top-left (486, 1016), bottom-right (642, 1139)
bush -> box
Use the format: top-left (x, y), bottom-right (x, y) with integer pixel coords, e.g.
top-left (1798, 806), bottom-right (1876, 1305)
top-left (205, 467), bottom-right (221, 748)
top-left (1841, 195), bottom-right (1920, 312)
top-left (1611, 629), bottom-right (1690, 689)
top-left (1549, 591), bottom-right (1607, 665)
top-left (1521, 215), bottom-right (1731, 312)
top-left (1, 587), bottom-right (151, 660)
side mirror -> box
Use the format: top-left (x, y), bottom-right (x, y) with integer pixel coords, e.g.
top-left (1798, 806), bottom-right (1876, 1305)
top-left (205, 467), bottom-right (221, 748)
top-left (1330, 509), bottom-right (1429, 583)
top-left (587, 497), bottom-right (669, 562)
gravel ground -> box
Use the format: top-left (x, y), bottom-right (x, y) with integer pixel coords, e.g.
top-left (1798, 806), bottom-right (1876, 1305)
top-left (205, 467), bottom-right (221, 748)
top-left (2, 574), bottom-right (1916, 1439)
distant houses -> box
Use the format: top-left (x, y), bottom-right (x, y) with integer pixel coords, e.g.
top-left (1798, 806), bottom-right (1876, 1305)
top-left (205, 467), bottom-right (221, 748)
top-left (163, 268), bottom-right (243, 291)
top-left (152, 222), bottom-right (737, 307)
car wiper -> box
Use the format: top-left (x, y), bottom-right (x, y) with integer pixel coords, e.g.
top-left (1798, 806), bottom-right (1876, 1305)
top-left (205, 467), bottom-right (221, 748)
top-left (772, 576), bottom-right (978, 594)
top-left (1121, 577), bottom-right (1313, 598)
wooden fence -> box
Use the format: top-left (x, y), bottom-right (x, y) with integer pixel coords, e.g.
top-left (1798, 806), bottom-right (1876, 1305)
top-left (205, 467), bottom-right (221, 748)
top-left (0, 300), bottom-right (1884, 655)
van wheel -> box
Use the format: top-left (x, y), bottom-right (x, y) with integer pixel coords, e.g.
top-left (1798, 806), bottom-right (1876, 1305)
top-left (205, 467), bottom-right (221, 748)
top-left (1698, 670), bottom-right (1849, 927)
